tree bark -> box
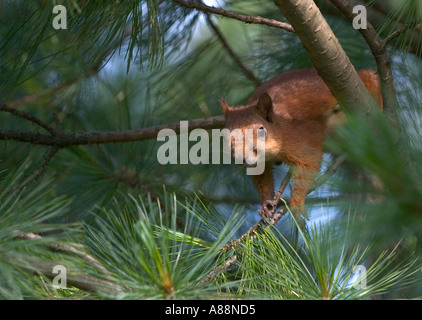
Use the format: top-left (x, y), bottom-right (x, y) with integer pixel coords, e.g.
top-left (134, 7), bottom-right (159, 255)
top-left (328, 0), bottom-right (399, 131)
top-left (273, 0), bottom-right (379, 114)
top-left (0, 115), bottom-right (225, 147)
top-left (172, 0), bottom-right (295, 33)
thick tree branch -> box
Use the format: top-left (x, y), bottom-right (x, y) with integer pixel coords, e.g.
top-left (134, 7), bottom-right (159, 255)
top-left (1, 101), bottom-right (225, 192)
top-left (315, 0), bottom-right (421, 56)
top-left (172, 0), bottom-right (295, 33)
top-left (328, 0), bottom-right (399, 131)
top-left (273, 0), bottom-right (379, 114)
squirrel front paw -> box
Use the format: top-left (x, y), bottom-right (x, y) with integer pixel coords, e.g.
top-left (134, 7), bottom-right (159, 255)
top-left (258, 199), bottom-right (277, 219)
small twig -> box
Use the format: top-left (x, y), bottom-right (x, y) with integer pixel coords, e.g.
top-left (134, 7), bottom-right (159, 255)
top-left (222, 169), bottom-right (292, 252)
top-left (309, 155), bottom-right (346, 194)
top-left (202, 156), bottom-right (345, 283)
top-left (11, 146), bottom-right (60, 192)
top-left (15, 231), bottom-right (111, 277)
top-left (202, 170), bottom-right (292, 283)
top-left (273, 169), bottom-right (293, 206)
top-left (172, 0), bottom-right (295, 33)
top-left (201, 206), bottom-right (290, 284)
top-left (383, 25), bottom-right (407, 47)
top-left (8, 256), bottom-right (120, 294)
top-left (383, 22), bottom-right (421, 47)
top-left (1, 103), bottom-right (62, 191)
top-left (13, 232), bottom-right (120, 293)
top-left (205, 13), bottom-right (261, 87)
top-left (0, 103), bottom-right (56, 135)
top-left (201, 254), bottom-right (238, 284)
top-left (7, 75), bottom-right (83, 109)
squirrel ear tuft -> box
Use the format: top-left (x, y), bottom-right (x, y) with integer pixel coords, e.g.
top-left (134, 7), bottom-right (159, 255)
top-left (256, 93), bottom-right (274, 123)
top-left (220, 98), bottom-right (230, 116)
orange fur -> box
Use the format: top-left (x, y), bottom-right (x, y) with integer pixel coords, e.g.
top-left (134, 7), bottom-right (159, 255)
top-left (221, 68), bottom-right (382, 223)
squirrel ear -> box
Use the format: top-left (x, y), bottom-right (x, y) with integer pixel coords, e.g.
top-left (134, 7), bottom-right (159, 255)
top-left (220, 98), bottom-right (230, 117)
top-left (256, 93), bottom-right (273, 123)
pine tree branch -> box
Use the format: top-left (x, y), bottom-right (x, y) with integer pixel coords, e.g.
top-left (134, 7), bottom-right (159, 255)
top-left (360, 0), bottom-right (422, 56)
top-left (328, 0), bottom-right (399, 131)
top-left (201, 155), bottom-right (345, 283)
top-left (0, 103), bottom-right (56, 135)
top-left (13, 231), bottom-right (121, 294)
top-left (15, 231), bottom-right (111, 277)
top-left (7, 74), bottom-right (87, 109)
top-left (383, 26), bottom-right (407, 46)
top-left (8, 257), bottom-right (120, 295)
top-left (1, 102), bottom-right (225, 192)
top-left (221, 168), bottom-right (293, 253)
top-left (273, 0), bottom-right (379, 114)
top-left (309, 155), bottom-right (345, 194)
top-left (171, 0), bottom-right (295, 33)
top-left (0, 114), bottom-right (226, 146)
top-left (200, 254), bottom-right (239, 284)
top-left (315, 0), bottom-right (421, 56)
top-left (201, 170), bottom-right (291, 283)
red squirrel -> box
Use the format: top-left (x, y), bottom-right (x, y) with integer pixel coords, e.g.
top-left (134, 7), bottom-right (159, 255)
top-left (220, 68), bottom-right (383, 223)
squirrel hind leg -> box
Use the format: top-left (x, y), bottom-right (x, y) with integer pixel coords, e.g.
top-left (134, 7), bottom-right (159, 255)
top-left (289, 165), bottom-right (320, 226)
top-left (290, 205), bottom-right (308, 228)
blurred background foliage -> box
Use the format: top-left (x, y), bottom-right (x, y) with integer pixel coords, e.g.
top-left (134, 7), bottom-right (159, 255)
top-left (0, 0), bottom-right (421, 299)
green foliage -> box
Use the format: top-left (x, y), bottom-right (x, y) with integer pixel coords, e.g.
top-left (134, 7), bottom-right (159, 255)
top-left (236, 216), bottom-right (420, 299)
top-left (82, 193), bottom-right (246, 299)
top-left (0, 163), bottom-right (71, 299)
top-left (325, 108), bottom-right (422, 244)
top-left (1, 0), bottom-right (422, 300)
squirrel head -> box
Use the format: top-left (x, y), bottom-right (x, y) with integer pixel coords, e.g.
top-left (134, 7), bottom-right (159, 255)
top-left (220, 93), bottom-right (282, 166)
